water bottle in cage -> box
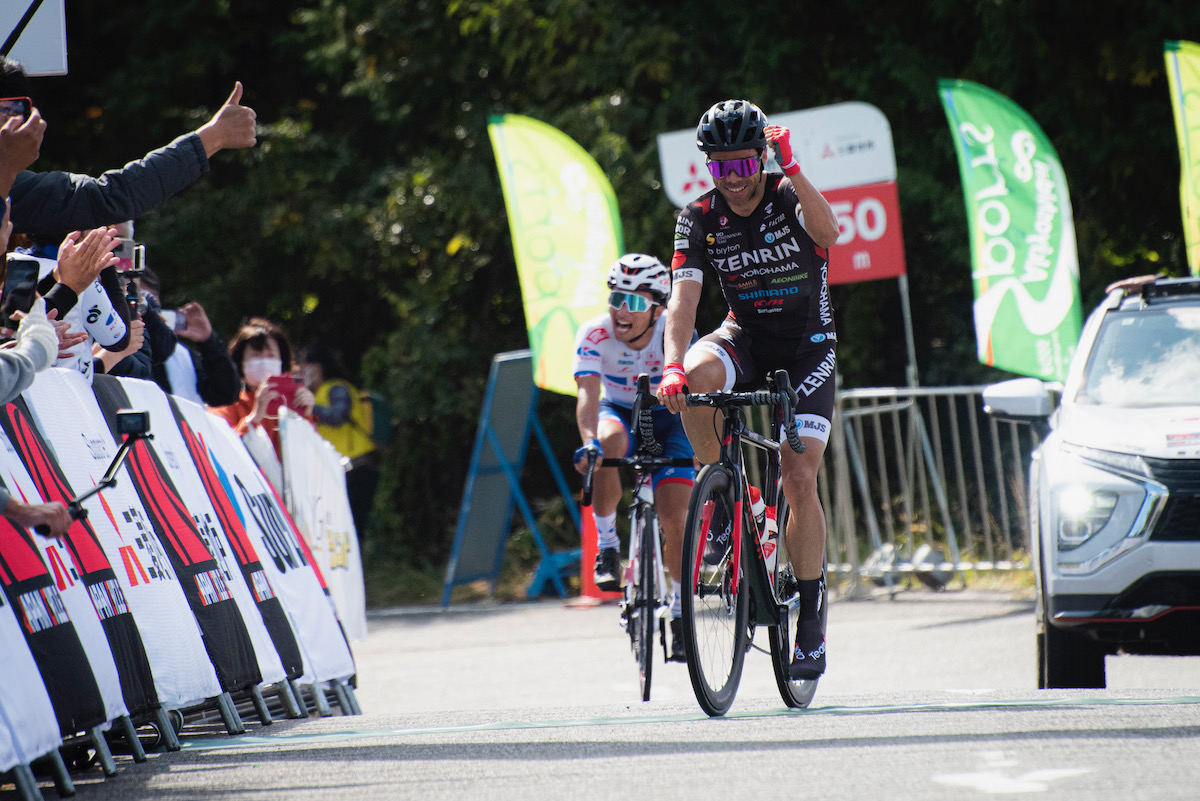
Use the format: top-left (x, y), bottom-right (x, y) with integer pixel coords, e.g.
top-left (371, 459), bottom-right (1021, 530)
top-left (749, 484), bottom-right (779, 576)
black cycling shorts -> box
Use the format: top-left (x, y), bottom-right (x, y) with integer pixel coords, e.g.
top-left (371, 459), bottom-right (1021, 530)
top-left (690, 316), bottom-right (836, 444)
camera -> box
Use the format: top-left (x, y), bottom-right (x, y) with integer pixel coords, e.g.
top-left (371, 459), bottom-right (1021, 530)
top-left (115, 410), bottom-right (150, 436)
top-left (1, 255), bottom-right (41, 330)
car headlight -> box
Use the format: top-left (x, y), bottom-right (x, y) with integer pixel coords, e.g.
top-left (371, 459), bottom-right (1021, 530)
top-left (1055, 487), bottom-right (1119, 550)
top-left (1045, 445), bottom-right (1169, 574)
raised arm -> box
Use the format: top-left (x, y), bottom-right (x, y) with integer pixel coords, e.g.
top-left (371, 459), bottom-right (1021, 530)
top-left (765, 125), bottom-right (839, 249)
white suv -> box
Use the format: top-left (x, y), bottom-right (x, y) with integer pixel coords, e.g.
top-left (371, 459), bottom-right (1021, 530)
top-left (983, 276), bottom-right (1200, 688)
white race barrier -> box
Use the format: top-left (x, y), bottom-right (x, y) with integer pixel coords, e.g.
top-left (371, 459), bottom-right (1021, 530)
top-left (280, 412), bottom-right (367, 642)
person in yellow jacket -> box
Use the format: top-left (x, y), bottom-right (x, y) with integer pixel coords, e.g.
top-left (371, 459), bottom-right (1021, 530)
top-left (297, 342), bottom-right (379, 534)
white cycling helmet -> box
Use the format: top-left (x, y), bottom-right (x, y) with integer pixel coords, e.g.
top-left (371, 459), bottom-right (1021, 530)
top-left (606, 253), bottom-right (671, 305)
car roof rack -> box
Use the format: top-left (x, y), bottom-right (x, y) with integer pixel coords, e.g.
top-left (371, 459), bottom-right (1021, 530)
top-left (1139, 276), bottom-right (1200, 304)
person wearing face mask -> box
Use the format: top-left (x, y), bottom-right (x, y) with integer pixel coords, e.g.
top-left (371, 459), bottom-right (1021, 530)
top-left (209, 317), bottom-right (315, 457)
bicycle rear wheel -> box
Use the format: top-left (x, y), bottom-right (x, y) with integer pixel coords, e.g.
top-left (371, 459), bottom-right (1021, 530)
top-left (768, 497), bottom-right (824, 708)
top-left (634, 504), bottom-right (657, 702)
top-left (682, 464), bottom-right (748, 716)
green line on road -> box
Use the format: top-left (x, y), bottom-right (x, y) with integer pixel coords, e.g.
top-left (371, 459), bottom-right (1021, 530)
top-left (180, 695), bottom-right (1200, 752)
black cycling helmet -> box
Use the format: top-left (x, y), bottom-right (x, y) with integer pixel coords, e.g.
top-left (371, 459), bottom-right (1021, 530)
top-left (696, 99), bottom-right (768, 154)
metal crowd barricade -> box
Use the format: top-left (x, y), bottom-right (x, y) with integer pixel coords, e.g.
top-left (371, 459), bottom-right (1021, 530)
top-left (807, 385), bottom-right (1040, 594)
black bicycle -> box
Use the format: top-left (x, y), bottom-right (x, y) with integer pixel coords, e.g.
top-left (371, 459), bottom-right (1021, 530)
top-left (680, 369), bottom-right (825, 716)
top-left (583, 375), bottom-right (694, 702)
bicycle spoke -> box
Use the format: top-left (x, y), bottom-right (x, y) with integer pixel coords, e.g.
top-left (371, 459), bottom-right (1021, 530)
top-left (682, 465), bottom-right (747, 716)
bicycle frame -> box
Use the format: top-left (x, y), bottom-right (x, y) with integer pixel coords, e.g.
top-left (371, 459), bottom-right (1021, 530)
top-left (690, 389), bottom-right (791, 628)
top-left (624, 473), bottom-right (671, 636)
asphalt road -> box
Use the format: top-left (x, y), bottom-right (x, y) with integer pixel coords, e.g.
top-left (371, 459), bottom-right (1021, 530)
top-left (12, 586), bottom-right (1200, 800)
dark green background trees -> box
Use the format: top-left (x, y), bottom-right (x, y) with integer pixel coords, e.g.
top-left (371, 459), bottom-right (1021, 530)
top-left (28, 1), bottom-right (1198, 599)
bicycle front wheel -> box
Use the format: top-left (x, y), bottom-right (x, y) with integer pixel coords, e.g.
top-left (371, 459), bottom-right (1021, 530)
top-left (681, 464), bottom-right (748, 716)
top-left (768, 497), bottom-right (823, 708)
top-left (633, 504), bottom-right (657, 702)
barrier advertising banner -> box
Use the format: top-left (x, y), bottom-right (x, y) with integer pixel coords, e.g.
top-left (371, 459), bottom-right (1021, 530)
top-left (22, 369), bottom-right (222, 709)
top-left (939, 79), bottom-right (1083, 381)
top-left (116, 377), bottom-right (293, 685)
top-left (179, 400), bottom-right (355, 682)
top-left (0, 440), bottom-right (127, 728)
top-left (91, 375), bottom-right (261, 694)
top-left (279, 412), bottom-right (367, 642)
top-left (0, 396), bottom-right (162, 716)
top-left (1166, 40), bottom-right (1200, 276)
top-left (489, 113), bottom-right (623, 395)
top-left (0, 509), bottom-right (106, 736)
top-left (0, 599), bottom-right (59, 771)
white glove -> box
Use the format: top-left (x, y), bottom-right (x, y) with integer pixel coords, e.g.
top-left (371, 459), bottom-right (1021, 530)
top-left (15, 298), bottom-right (60, 370)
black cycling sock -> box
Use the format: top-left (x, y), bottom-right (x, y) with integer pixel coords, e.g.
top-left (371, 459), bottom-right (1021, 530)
top-left (797, 576), bottom-right (825, 617)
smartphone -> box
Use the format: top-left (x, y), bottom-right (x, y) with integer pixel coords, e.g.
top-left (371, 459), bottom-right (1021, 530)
top-left (0, 96), bottom-right (31, 121)
top-left (159, 309), bottom-right (188, 332)
top-left (1, 256), bottom-right (40, 329)
top-left (264, 374), bottom-right (305, 416)
top-left (114, 239), bottom-right (145, 275)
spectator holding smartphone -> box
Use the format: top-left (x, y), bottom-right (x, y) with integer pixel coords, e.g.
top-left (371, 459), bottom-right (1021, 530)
top-left (210, 317), bottom-right (314, 458)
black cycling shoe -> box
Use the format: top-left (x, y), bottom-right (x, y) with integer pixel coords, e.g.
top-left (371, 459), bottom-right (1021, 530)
top-left (789, 613), bottom-right (826, 680)
top-left (594, 547), bottom-right (621, 591)
top-left (668, 618), bottom-right (687, 662)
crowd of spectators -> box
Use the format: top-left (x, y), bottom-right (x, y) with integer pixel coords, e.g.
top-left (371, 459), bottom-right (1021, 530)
top-left (0, 56), bottom-right (378, 538)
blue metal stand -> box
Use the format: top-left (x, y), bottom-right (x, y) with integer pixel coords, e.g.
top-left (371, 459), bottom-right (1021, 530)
top-left (443, 351), bottom-right (581, 605)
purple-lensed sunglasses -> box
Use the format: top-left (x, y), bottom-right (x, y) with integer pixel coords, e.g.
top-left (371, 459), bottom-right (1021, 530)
top-left (706, 155), bottom-right (762, 179)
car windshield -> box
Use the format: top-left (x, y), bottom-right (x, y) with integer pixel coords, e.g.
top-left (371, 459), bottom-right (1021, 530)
top-left (1076, 305), bottom-right (1200, 407)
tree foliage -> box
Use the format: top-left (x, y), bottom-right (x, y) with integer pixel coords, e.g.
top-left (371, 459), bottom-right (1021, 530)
top-left (30, 0), bottom-right (1200, 572)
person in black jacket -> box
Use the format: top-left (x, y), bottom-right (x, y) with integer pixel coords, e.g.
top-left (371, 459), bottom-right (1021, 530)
top-left (0, 57), bottom-right (258, 241)
top-left (138, 266), bottom-right (239, 406)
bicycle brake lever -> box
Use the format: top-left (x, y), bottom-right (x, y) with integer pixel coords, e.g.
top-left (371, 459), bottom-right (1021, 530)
top-left (582, 450), bottom-right (598, 507)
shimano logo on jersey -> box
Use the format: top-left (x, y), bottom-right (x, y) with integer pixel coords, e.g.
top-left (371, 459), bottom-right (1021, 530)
top-left (738, 287), bottom-right (800, 301)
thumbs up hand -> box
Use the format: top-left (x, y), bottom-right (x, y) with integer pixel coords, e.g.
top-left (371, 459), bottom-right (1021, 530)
top-left (196, 81), bottom-right (258, 157)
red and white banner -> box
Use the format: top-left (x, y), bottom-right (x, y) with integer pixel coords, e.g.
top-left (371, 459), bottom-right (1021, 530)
top-left (0, 435), bottom-right (127, 726)
top-left (280, 412), bottom-right (367, 642)
top-left (657, 101), bottom-right (907, 284)
top-left (22, 369), bottom-right (222, 709)
top-left (118, 377), bottom-right (288, 686)
top-left (0, 599), bottom-right (59, 771)
top-left (178, 400), bottom-right (356, 683)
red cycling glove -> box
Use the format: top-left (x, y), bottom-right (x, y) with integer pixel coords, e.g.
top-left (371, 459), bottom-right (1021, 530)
top-left (659, 363), bottom-right (688, 396)
top-left (765, 125), bottom-right (800, 177)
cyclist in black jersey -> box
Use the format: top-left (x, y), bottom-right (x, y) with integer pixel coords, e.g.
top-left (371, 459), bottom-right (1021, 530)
top-left (657, 99), bottom-right (840, 680)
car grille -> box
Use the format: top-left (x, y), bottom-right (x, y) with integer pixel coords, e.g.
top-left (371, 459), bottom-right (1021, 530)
top-left (1145, 457), bottom-right (1200, 541)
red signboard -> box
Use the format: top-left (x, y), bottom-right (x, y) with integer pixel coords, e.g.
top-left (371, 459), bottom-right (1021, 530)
top-left (824, 181), bottom-right (907, 285)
